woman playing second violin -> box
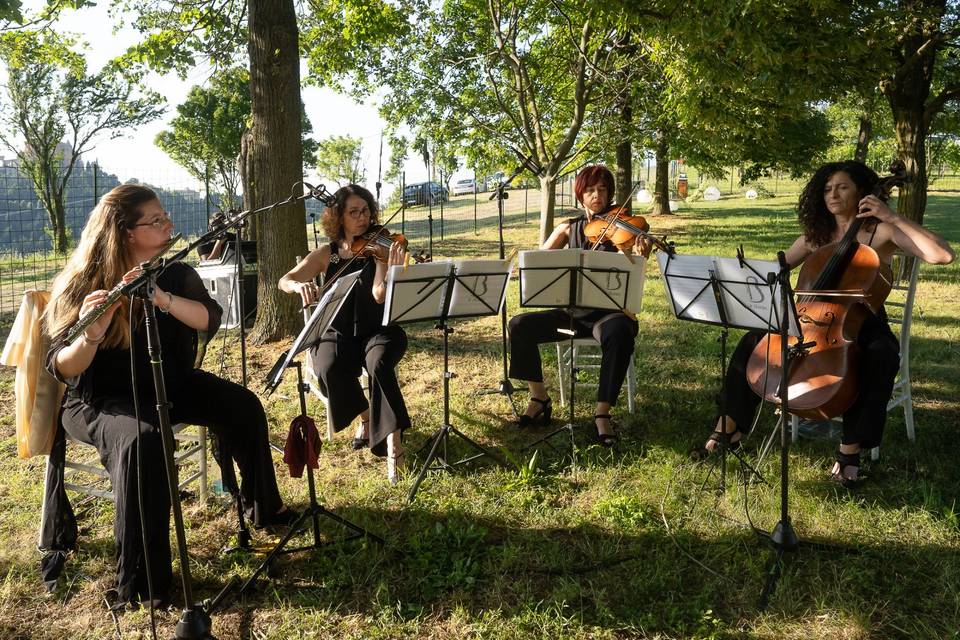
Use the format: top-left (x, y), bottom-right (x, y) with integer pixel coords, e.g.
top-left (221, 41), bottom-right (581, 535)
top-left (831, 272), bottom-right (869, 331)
top-left (700, 160), bottom-right (954, 487)
top-left (508, 164), bottom-right (650, 445)
top-left (279, 184), bottom-right (411, 483)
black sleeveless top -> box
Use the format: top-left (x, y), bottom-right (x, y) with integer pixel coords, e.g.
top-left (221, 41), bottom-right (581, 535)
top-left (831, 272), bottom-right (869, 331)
top-left (323, 241), bottom-right (384, 337)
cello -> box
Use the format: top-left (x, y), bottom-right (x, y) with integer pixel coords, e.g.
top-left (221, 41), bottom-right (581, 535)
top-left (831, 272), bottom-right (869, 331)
top-left (745, 161), bottom-right (908, 420)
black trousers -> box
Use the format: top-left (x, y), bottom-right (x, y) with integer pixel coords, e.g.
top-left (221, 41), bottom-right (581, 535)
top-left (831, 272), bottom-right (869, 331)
top-left (60, 370), bottom-right (283, 604)
top-left (310, 324), bottom-right (411, 456)
top-left (508, 309), bottom-right (639, 405)
top-left (721, 313), bottom-right (900, 449)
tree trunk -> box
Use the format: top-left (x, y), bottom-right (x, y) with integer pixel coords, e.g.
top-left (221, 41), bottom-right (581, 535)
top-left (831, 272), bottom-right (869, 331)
top-left (651, 129), bottom-right (671, 216)
top-left (538, 174), bottom-right (557, 245)
top-left (53, 197), bottom-right (68, 253)
top-left (891, 105), bottom-right (929, 224)
top-left (854, 115), bottom-right (872, 163)
top-left (879, 0), bottom-right (943, 225)
top-left (247, 0), bottom-right (308, 343)
top-left (615, 105), bottom-right (633, 211)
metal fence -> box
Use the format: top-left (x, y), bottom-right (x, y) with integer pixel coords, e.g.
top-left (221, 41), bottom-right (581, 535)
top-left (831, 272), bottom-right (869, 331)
top-left (4, 157), bottom-right (958, 336)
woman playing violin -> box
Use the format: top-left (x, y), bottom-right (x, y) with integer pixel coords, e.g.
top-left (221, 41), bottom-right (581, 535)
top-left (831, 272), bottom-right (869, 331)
top-left (508, 164), bottom-right (649, 445)
top-left (701, 160), bottom-right (954, 487)
top-left (279, 184), bottom-right (411, 483)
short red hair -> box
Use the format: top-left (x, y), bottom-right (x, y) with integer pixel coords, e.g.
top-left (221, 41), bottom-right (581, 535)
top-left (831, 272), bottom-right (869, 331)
top-left (573, 165), bottom-right (615, 207)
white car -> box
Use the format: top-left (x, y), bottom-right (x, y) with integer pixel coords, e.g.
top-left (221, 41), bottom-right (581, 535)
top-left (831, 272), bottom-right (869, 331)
top-left (451, 178), bottom-right (476, 196)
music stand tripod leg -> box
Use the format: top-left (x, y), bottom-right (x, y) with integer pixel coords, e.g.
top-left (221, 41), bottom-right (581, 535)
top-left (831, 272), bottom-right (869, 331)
top-left (215, 362), bottom-right (383, 610)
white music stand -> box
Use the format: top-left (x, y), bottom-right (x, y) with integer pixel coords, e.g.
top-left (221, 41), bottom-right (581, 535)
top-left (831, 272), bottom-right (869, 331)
top-left (518, 249), bottom-right (643, 464)
top-left (383, 259), bottom-right (513, 503)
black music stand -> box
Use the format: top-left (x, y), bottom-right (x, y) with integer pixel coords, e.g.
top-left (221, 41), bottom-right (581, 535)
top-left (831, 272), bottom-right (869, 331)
top-left (658, 248), bottom-right (801, 490)
top-left (517, 249), bottom-right (643, 467)
top-left (659, 249), bottom-right (817, 608)
top-left (381, 260), bottom-right (512, 503)
top-left (209, 271), bottom-right (384, 611)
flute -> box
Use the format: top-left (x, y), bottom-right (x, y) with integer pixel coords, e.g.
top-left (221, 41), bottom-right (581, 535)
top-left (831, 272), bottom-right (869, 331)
top-left (65, 233), bottom-right (182, 344)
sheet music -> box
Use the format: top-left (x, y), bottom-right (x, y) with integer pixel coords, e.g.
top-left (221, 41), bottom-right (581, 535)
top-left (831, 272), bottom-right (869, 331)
top-left (383, 261), bottom-right (453, 324)
top-left (713, 258), bottom-right (800, 336)
top-left (291, 271), bottom-right (362, 357)
top-left (448, 258), bottom-right (513, 318)
top-left (579, 250), bottom-right (642, 312)
top-left (657, 252), bottom-right (721, 322)
top-left (519, 249), bottom-right (577, 306)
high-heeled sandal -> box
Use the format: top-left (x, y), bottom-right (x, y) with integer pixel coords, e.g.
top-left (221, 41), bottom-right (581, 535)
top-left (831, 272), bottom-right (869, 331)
top-left (352, 419), bottom-right (370, 450)
top-left (689, 425), bottom-right (742, 461)
top-left (594, 414), bottom-right (619, 447)
top-left (829, 449), bottom-right (860, 489)
top-left (517, 397), bottom-right (552, 427)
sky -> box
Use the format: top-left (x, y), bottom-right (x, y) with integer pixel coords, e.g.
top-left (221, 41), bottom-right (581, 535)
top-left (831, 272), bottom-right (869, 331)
top-left (3, 1), bottom-right (445, 199)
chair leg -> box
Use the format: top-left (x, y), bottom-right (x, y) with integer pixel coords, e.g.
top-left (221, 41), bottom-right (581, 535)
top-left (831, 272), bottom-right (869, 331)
top-left (556, 344), bottom-right (568, 408)
top-left (626, 357), bottom-right (636, 414)
top-left (198, 426), bottom-right (208, 504)
top-left (904, 390), bottom-right (916, 443)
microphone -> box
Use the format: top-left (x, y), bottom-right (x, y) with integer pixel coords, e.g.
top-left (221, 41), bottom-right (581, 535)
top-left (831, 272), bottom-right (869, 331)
top-left (305, 182), bottom-right (338, 207)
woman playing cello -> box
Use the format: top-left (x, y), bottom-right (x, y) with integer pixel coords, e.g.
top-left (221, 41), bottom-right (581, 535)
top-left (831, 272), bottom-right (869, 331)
top-left (700, 160), bottom-right (954, 487)
top-left (279, 184), bottom-right (411, 483)
top-left (507, 164), bottom-right (650, 445)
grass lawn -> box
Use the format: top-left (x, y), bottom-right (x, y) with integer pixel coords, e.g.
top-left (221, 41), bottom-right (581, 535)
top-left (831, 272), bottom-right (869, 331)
top-left (1, 191), bottom-right (958, 639)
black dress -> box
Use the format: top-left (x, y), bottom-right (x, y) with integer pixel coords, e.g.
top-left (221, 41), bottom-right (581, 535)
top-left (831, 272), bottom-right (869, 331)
top-left (309, 243), bottom-right (411, 456)
top-left (45, 261), bottom-right (283, 605)
top-left (508, 215), bottom-right (640, 405)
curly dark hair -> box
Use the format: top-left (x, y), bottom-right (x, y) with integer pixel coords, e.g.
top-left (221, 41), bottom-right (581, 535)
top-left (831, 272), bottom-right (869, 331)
top-left (797, 161), bottom-right (879, 248)
top-left (573, 165), bottom-right (615, 208)
top-left (320, 184), bottom-right (380, 240)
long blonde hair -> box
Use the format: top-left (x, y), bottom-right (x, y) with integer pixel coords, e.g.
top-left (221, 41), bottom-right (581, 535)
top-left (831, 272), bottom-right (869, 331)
top-left (45, 184), bottom-right (159, 348)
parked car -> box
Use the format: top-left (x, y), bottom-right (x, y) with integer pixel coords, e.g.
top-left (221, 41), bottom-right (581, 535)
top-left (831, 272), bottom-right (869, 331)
top-left (451, 178), bottom-right (477, 196)
top-left (402, 181), bottom-right (449, 206)
top-left (482, 171), bottom-right (509, 192)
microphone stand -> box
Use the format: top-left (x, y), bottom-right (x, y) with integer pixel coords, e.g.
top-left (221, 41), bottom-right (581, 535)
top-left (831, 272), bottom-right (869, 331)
top-left (477, 156), bottom-right (535, 419)
top-left (64, 183), bottom-right (337, 639)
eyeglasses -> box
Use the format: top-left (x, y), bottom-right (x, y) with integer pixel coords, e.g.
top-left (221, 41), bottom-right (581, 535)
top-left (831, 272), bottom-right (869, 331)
top-left (132, 213), bottom-right (173, 229)
top-left (346, 207), bottom-right (371, 219)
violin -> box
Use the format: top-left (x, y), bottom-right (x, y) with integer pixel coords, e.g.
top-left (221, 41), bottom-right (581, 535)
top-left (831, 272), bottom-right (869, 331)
top-left (745, 161), bottom-right (909, 420)
top-left (349, 225), bottom-right (431, 263)
top-left (583, 204), bottom-right (674, 255)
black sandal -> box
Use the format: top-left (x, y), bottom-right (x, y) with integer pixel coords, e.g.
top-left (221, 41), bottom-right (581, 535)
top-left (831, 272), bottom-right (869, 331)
top-left (352, 420), bottom-right (370, 450)
top-left (829, 449), bottom-right (860, 489)
top-left (517, 397), bottom-right (552, 427)
top-left (690, 426), bottom-right (742, 461)
top-left (595, 414), bottom-right (619, 447)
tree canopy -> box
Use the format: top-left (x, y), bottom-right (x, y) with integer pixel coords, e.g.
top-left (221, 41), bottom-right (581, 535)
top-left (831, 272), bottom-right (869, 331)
top-left (0, 28), bottom-right (163, 252)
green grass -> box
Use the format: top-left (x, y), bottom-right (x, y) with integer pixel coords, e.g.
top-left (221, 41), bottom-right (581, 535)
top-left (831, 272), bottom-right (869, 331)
top-left (0, 192), bottom-right (958, 639)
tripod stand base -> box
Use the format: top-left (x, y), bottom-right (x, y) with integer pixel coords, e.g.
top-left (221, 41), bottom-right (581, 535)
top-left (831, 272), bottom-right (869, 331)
top-left (408, 423), bottom-right (506, 503)
top-left (477, 379), bottom-right (520, 419)
top-left (175, 606), bottom-right (214, 639)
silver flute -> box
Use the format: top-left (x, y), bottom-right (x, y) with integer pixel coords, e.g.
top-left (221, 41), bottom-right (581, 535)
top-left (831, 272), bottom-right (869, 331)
top-left (65, 233), bottom-right (182, 344)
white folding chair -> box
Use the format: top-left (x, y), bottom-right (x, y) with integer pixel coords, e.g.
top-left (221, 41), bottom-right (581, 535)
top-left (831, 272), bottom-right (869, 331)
top-left (556, 339), bottom-right (637, 413)
top-left (790, 252), bottom-right (920, 460)
top-left (554, 256), bottom-right (646, 413)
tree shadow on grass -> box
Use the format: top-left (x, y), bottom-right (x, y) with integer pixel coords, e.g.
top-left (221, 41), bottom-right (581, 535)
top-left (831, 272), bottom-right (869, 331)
top-left (174, 501), bottom-right (960, 639)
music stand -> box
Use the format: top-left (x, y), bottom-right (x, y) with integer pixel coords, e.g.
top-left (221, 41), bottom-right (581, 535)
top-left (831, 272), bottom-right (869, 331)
top-left (382, 259), bottom-right (512, 503)
top-left (658, 248), bottom-right (814, 608)
top-left (210, 270), bottom-right (384, 610)
top-left (518, 249), bottom-right (643, 467)
top-left (658, 247), bottom-right (800, 488)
